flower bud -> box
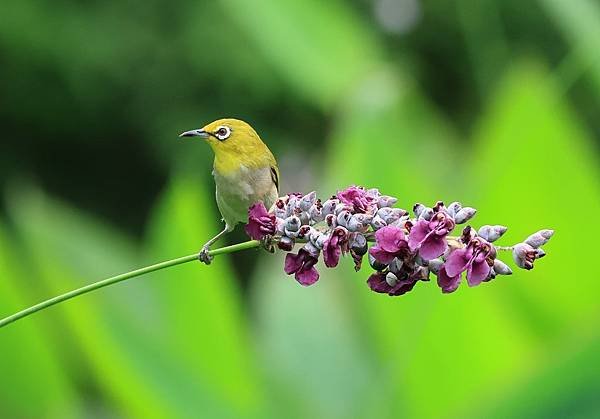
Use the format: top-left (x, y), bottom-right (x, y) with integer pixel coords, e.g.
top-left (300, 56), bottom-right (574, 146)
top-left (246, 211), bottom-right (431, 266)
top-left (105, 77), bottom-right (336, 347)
top-left (376, 195), bottom-right (398, 208)
top-left (297, 225), bottom-right (312, 239)
top-left (428, 259), bottom-right (444, 274)
top-left (478, 225), bottom-right (508, 242)
top-left (277, 236), bottom-right (294, 251)
top-left (385, 272), bottom-right (398, 287)
top-left (524, 229), bottom-right (554, 248)
top-left (303, 242), bottom-right (320, 258)
top-left (325, 214), bottom-right (337, 228)
top-left (433, 201), bottom-right (445, 213)
top-left (493, 259), bottom-right (512, 275)
top-left (299, 191), bottom-right (317, 211)
top-left (347, 213), bottom-right (372, 232)
top-left (369, 253), bottom-right (387, 271)
top-left (321, 198), bottom-right (339, 216)
top-left (285, 194), bottom-right (302, 216)
top-left (419, 208), bottom-right (434, 221)
top-left (513, 243), bottom-right (537, 270)
top-left (309, 202), bottom-right (324, 223)
top-left (371, 215), bottom-right (387, 230)
top-left (447, 202), bottom-right (462, 217)
top-left (413, 203), bottom-right (426, 218)
top-left (276, 218), bottom-right (285, 235)
top-left (284, 216), bottom-right (302, 237)
top-left (388, 258), bottom-right (403, 275)
top-left (307, 229), bottom-right (323, 248)
top-left (273, 198), bottom-right (288, 219)
top-left (336, 210), bottom-right (352, 228)
top-left (377, 207), bottom-right (405, 224)
top-left (454, 207), bottom-right (476, 224)
top-left (536, 248), bottom-right (546, 259)
top-left (366, 188), bottom-right (381, 198)
top-left (350, 233), bottom-right (368, 256)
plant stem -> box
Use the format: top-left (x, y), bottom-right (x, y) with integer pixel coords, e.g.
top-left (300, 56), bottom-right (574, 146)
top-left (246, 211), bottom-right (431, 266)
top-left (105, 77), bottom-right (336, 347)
top-left (0, 240), bottom-right (261, 329)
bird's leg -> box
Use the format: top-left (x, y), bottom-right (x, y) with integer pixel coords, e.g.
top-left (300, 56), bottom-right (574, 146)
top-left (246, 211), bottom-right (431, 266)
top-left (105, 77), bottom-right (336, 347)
top-left (198, 226), bottom-right (229, 265)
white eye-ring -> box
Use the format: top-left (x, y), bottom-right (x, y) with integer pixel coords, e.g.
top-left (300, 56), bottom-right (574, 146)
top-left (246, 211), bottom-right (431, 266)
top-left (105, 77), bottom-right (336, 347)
top-left (214, 125), bottom-right (232, 141)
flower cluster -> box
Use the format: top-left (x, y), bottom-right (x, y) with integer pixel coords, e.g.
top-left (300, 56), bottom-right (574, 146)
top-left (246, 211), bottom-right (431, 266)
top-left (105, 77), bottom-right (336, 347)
top-left (245, 186), bottom-right (554, 296)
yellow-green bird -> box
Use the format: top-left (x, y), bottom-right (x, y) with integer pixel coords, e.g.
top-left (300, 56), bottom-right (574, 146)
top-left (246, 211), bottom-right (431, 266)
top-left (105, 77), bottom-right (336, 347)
top-left (180, 118), bottom-right (279, 263)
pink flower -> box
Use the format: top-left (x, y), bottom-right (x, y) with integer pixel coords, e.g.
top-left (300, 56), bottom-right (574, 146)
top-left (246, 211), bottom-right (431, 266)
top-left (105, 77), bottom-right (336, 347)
top-left (368, 225), bottom-right (409, 265)
top-left (323, 227), bottom-right (348, 268)
top-left (337, 186), bottom-right (375, 213)
top-left (408, 212), bottom-right (455, 260)
top-left (284, 247), bottom-right (320, 286)
top-left (245, 202), bottom-right (276, 240)
top-left (437, 238), bottom-right (495, 293)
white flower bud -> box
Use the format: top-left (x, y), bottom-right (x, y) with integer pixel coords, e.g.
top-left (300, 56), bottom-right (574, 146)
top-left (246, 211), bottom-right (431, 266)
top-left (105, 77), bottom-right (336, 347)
top-left (524, 229), bottom-right (554, 248)
top-left (413, 203), bottom-right (426, 218)
top-left (454, 207), bottom-right (476, 224)
top-left (513, 243), bottom-right (536, 270)
top-left (418, 207), bottom-right (434, 221)
top-left (388, 258), bottom-right (403, 275)
top-left (447, 202), bottom-right (462, 217)
top-left (377, 195), bottom-right (398, 208)
top-left (377, 207), bottom-right (404, 224)
top-left (371, 215), bottom-right (387, 230)
top-left (321, 199), bottom-right (339, 216)
top-left (350, 233), bottom-right (368, 256)
top-left (284, 216), bottom-right (301, 237)
top-left (299, 191), bottom-right (317, 211)
top-left (493, 259), bottom-right (512, 275)
top-left (336, 210), bottom-right (352, 228)
top-left (478, 225), bottom-right (508, 242)
top-left (308, 203), bottom-right (324, 223)
top-left (536, 248), bottom-right (546, 259)
top-left (347, 213), bottom-right (372, 232)
top-left (385, 272), bottom-right (398, 287)
top-left (428, 259), bottom-right (444, 274)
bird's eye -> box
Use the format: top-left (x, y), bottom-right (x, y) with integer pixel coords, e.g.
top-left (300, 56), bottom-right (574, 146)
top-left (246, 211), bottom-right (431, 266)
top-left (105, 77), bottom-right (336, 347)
top-left (214, 126), bottom-right (231, 141)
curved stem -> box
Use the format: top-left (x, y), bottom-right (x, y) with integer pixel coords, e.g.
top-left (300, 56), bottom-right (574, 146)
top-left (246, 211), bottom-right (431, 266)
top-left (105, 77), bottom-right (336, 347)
top-left (0, 240), bottom-right (261, 329)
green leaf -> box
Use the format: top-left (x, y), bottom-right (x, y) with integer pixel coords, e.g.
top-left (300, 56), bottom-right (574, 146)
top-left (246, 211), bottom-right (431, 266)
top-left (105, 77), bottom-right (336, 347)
top-left (220, 0), bottom-right (382, 108)
top-left (0, 222), bottom-right (80, 417)
top-left (7, 186), bottom-right (186, 418)
top-left (249, 256), bottom-right (382, 419)
top-left (143, 170), bottom-right (265, 417)
top-left (540, 0), bottom-right (600, 95)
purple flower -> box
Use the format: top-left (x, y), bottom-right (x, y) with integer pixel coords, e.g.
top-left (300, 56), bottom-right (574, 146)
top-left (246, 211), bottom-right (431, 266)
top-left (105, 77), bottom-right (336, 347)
top-left (337, 186), bottom-right (375, 213)
top-left (245, 202), bottom-right (276, 240)
top-left (368, 225), bottom-right (409, 265)
top-left (437, 238), bottom-right (496, 293)
top-left (284, 246), bottom-right (320, 286)
top-left (367, 272), bottom-right (419, 296)
top-left (408, 212), bottom-right (455, 260)
top-left (323, 226), bottom-right (348, 268)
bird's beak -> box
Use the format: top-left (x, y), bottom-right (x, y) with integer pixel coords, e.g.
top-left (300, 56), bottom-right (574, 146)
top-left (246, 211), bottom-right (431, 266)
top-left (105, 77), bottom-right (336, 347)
top-left (179, 129), bottom-right (209, 139)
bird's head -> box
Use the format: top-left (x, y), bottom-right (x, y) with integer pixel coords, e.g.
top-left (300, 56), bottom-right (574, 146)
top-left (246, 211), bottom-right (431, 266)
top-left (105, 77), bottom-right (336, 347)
top-left (179, 118), bottom-right (263, 153)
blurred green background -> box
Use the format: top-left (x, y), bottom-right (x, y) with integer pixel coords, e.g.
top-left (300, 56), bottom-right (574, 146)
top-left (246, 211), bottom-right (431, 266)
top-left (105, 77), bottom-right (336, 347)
top-left (1, 0), bottom-right (599, 418)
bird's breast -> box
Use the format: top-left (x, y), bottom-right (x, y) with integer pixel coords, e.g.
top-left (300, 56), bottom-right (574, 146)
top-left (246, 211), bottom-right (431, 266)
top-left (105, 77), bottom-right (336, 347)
top-left (213, 165), bottom-right (278, 225)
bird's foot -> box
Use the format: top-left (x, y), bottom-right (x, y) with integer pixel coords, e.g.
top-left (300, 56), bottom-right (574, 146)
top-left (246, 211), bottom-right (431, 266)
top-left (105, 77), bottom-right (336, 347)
top-left (260, 235), bottom-right (276, 253)
top-left (198, 245), bottom-right (213, 265)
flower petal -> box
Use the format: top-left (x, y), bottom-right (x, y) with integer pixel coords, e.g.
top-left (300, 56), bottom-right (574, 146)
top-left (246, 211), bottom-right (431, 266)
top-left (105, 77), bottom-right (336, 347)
top-left (284, 252), bottom-right (303, 275)
top-left (444, 248), bottom-right (470, 277)
top-left (466, 260), bottom-right (491, 287)
top-left (437, 266), bottom-right (461, 293)
top-left (295, 266), bottom-right (320, 286)
top-left (408, 220), bottom-right (430, 251)
top-left (368, 246), bottom-right (395, 265)
top-left (375, 225), bottom-right (406, 253)
top-left (367, 273), bottom-right (391, 294)
top-left (419, 235), bottom-right (448, 260)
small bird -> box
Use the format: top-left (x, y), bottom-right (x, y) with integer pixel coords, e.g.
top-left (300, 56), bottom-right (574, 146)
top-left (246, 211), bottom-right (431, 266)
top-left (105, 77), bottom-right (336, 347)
top-left (180, 118), bottom-right (279, 263)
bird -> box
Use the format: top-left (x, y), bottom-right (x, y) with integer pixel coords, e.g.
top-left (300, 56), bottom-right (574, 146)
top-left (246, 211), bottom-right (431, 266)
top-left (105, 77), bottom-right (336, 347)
top-left (179, 118), bottom-right (279, 264)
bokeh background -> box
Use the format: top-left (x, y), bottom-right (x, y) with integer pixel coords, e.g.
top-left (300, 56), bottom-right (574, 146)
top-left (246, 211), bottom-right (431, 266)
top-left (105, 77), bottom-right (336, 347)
top-left (1, 0), bottom-right (599, 417)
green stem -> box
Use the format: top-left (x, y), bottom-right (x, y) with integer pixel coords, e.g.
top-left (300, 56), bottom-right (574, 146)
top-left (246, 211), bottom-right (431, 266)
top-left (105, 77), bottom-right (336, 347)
top-left (0, 240), bottom-right (261, 329)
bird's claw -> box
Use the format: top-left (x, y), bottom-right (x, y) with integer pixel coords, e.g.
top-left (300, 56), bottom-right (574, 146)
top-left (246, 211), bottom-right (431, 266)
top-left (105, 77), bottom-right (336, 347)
top-left (198, 246), bottom-right (213, 265)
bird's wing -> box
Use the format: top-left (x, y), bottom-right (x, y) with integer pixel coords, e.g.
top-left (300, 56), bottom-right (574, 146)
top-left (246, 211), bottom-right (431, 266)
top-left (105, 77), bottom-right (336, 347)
top-left (270, 165), bottom-right (280, 193)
